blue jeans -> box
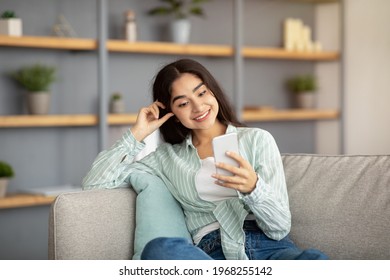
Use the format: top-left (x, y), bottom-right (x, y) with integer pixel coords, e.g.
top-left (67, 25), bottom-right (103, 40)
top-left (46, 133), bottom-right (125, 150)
top-left (141, 221), bottom-right (329, 260)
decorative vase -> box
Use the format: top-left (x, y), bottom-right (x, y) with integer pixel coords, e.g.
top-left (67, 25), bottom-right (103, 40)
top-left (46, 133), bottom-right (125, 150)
top-left (295, 92), bottom-right (315, 109)
top-left (110, 99), bottom-right (125, 114)
top-left (27, 92), bottom-right (51, 115)
top-left (0, 178), bottom-right (9, 198)
top-left (170, 19), bottom-right (191, 44)
top-left (0, 18), bottom-right (22, 36)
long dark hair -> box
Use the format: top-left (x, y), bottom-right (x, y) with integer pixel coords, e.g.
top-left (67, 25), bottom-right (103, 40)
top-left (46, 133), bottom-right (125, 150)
top-left (152, 58), bottom-right (244, 144)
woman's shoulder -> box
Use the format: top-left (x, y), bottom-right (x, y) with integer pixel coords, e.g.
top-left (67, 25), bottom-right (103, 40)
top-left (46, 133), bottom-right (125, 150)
top-left (236, 126), bottom-right (274, 140)
top-left (153, 140), bottom-right (186, 155)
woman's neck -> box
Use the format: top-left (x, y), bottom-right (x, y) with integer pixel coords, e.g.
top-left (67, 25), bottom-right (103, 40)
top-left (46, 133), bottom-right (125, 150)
top-left (192, 121), bottom-right (227, 148)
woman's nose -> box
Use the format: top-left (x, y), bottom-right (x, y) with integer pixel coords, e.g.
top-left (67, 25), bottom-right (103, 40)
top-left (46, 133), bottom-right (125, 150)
top-left (192, 99), bottom-right (203, 112)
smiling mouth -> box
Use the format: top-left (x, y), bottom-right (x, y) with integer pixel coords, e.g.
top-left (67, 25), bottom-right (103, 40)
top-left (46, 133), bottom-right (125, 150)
top-left (193, 110), bottom-right (210, 121)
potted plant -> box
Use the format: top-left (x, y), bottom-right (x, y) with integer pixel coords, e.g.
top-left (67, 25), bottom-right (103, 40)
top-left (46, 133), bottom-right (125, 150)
top-left (0, 10), bottom-right (22, 36)
top-left (0, 161), bottom-right (14, 198)
top-left (11, 64), bottom-right (56, 115)
top-left (287, 74), bottom-right (318, 109)
top-left (147, 0), bottom-right (210, 44)
top-left (109, 92), bottom-right (125, 114)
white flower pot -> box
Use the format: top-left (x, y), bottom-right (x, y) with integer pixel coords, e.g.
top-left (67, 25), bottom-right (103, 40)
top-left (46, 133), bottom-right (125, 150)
top-left (295, 92), bottom-right (316, 109)
top-left (0, 18), bottom-right (22, 36)
top-left (27, 92), bottom-right (51, 115)
top-left (170, 19), bottom-right (191, 44)
top-left (0, 178), bottom-right (9, 198)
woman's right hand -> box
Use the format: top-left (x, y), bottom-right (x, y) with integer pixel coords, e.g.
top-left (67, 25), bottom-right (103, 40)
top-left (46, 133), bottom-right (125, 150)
top-left (130, 101), bottom-right (174, 142)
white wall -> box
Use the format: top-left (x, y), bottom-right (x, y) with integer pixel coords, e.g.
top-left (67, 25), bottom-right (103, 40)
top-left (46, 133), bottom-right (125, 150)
top-left (344, 0), bottom-right (390, 154)
top-left (315, 2), bottom-right (341, 154)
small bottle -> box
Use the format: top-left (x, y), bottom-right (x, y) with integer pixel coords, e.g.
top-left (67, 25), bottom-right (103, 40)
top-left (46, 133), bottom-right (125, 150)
top-left (125, 10), bottom-right (137, 42)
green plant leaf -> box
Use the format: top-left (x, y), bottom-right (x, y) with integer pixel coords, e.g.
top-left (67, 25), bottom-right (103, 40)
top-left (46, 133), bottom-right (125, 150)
top-left (0, 161), bottom-right (14, 178)
top-left (147, 0), bottom-right (209, 19)
top-left (1, 10), bottom-right (16, 19)
top-left (11, 64), bottom-right (56, 92)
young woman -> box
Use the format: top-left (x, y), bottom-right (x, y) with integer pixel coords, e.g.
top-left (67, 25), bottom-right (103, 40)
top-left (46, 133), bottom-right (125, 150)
top-left (82, 58), bottom-right (328, 260)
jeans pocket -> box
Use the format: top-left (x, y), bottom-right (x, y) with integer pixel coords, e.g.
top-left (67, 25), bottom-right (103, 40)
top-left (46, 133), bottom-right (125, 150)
top-left (197, 230), bottom-right (221, 254)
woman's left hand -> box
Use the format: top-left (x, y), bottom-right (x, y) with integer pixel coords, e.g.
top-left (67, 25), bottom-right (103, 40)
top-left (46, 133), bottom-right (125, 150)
top-left (212, 151), bottom-right (258, 194)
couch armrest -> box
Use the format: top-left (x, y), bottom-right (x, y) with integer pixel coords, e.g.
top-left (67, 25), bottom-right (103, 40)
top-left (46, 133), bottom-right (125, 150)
top-left (48, 188), bottom-right (136, 260)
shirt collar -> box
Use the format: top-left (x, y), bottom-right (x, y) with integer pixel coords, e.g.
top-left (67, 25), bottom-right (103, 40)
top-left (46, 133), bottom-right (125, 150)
top-left (185, 124), bottom-right (237, 148)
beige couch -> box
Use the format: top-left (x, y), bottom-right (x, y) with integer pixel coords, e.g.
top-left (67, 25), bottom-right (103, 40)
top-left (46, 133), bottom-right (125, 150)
top-left (48, 154), bottom-right (390, 260)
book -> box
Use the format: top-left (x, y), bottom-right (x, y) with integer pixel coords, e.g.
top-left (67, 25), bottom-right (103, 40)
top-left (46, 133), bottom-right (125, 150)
top-left (16, 185), bottom-right (81, 196)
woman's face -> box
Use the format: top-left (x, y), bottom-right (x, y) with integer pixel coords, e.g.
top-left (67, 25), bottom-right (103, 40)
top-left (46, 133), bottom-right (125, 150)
top-left (170, 73), bottom-right (219, 131)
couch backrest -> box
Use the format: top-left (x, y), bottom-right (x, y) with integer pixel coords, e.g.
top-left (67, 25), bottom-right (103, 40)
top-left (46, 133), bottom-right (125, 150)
top-left (49, 154), bottom-right (390, 260)
top-left (282, 154), bottom-right (390, 260)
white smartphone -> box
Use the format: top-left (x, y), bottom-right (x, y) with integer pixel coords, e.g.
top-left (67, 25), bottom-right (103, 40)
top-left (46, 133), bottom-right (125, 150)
top-left (212, 132), bottom-right (239, 176)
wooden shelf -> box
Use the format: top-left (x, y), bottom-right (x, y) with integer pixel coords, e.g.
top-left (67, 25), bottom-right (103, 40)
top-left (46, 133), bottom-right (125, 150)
top-left (243, 108), bottom-right (339, 122)
top-left (0, 115), bottom-right (97, 127)
top-left (287, 0), bottom-right (339, 3)
top-left (0, 194), bottom-right (56, 209)
top-left (0, 35), bottom-right (96, 50)
top-left (0, 110), bottom-right (338, 127)
top-left (108, 114), bottom-right (138, 125)
top-left (243, 47), bottom-right (339, 61)
top-left (0, 35), bottom-right (339, 61)
top-left (107, 40), bottom-right (233, 57)
top-left (0, 114), bottom-right (139, 127)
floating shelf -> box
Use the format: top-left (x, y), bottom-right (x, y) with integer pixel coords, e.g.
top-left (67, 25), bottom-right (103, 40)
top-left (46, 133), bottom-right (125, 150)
top-left (242, 109), bottom-right (339, 122)
top-left (243, 47), bottom-right (339, 61)
top-left (0, 35), bottom-right (96, 50)
top-left (107, 40), bottom-right (233, 57)
top-left (0, 110), bottom-right (339, 127)
top-left (0, 194), bottom-right (56, 209)
top-left (0, 114), bottom-right (138, 127)
top-left (0, 35), bottom-right (339, 61)
top-left (0, 115), bottom-right (97, 127)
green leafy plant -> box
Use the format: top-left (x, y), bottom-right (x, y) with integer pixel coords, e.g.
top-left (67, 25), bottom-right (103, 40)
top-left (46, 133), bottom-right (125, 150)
top-left (147, 0), bottom-right (210, 19)
top-left (0, 161), bottom-right (14, 178)
top-left (111, 92), bottom-right (122, 101)
top-left (287, 75), bottom-right (317, 93)
top-left (11, 64), bottom-right (56, 92)
top-left (1, 10), bottom-right (17, 19)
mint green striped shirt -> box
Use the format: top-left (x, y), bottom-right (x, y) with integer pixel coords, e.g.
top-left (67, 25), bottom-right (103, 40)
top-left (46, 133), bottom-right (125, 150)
top-left (82, 125), bottom-right (291, 260)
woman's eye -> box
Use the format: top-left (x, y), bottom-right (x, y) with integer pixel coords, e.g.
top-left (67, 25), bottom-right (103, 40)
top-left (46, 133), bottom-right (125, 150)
top-left (198, 90), bottom-right (207, 97)
top-left (178, 102), bottom-right (189, 108)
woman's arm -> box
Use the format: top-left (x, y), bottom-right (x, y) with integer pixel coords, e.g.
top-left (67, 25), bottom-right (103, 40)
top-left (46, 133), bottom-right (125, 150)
top-left (240, 130), bottom-right (291, 240)
top-left (211, 129), bottom-right (291, 240)
top-left (82, 101), bottom-right (174, 190)
top-left (81, 129), bottom-right (147, 190)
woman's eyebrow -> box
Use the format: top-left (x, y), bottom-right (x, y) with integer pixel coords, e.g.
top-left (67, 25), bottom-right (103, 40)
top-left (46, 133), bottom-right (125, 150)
top-left (172, 95), bottom-right (186, 104)
top-left (192, 82), bottom-right (204, 93)
top-left (172, 82), bottom-right (204, 104)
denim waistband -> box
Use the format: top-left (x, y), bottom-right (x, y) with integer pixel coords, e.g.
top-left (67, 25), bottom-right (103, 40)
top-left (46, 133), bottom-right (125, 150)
top-left (243, 220), bottom-right (261, 231)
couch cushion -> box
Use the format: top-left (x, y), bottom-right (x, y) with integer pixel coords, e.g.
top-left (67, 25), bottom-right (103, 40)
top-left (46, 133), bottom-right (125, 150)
top-left (129, 173), bottom-right (192, 260)
top-left (282, 154), bottom-right (390, 259)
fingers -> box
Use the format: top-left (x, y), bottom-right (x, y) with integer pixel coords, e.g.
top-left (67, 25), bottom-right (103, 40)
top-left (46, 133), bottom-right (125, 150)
top-left (156, 111), bottom-right (174, 127)
top-left (212, 152), bottom-right (257, 194)
top-left (131, 101), bottom-right (174, 142)
top-left (149, 101), bottom-right (163, 119)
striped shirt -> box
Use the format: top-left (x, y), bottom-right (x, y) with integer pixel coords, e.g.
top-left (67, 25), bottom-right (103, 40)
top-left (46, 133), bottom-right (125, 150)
top-left (82, 125), bottom-right (291, 260)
